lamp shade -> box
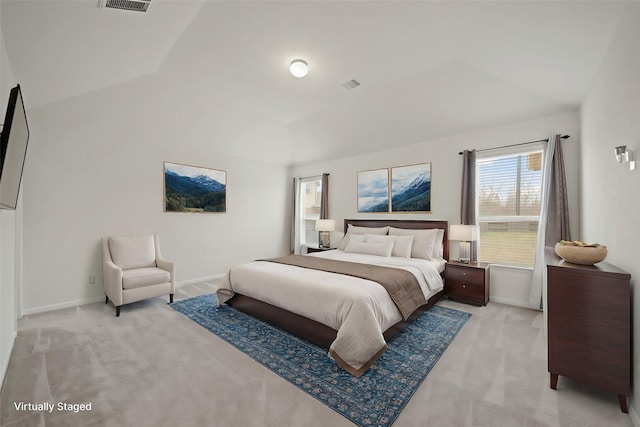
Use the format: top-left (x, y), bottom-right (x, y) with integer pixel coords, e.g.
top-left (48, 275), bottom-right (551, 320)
top-left (315, 219), bottom-right (335, 232)
top-left (449, 224), bottom-right (478, 242)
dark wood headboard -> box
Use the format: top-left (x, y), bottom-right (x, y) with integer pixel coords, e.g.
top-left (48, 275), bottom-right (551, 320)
top-left (344, 219), bottom-right (449, 261)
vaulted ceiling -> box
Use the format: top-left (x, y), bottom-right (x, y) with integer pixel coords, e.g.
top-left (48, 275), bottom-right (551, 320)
top-left (0, 1), bottom-right (628, 165)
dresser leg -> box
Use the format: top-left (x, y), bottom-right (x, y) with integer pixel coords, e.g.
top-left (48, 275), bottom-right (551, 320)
top-left (618, 394), bottom-right (628, 413)
top-left (550, 373), bottom-right (558, 390)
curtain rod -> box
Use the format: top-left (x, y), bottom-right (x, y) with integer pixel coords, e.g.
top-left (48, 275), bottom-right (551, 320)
top-left (458, 135), bottom-right (570, 155)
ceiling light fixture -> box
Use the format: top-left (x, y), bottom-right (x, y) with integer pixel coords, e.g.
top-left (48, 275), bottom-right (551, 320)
top-left (290, 59), bottom-right (308, 78)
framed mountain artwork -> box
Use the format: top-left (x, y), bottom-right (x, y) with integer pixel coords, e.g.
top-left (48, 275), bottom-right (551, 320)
top-left (357, 168), bottom-right (389, 213)
top-left (163, 161), bottom-right (226, 213)
top-left (390, 163), bottom-right (431, 213)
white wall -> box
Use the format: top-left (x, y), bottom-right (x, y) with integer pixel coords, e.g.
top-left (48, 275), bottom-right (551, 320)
top-left (0, 17), bottom-right (19, 384)
top-left (580, 3), bottom-right (640, 423)
top-left (21, 80), bottom-right (291, 313)
top-left (291, 111), bottom-right (580, 307)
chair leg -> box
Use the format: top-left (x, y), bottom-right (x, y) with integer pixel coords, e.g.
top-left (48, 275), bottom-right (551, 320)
top-left (116, 306), bottom-right (121, 317)
top-left (170, 294), bottom-right (174, 303)
top-left (105, 295), bottom-right (109, 304)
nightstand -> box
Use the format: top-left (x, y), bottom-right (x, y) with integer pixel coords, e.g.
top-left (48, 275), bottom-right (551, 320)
top-left (445, 261), bottom-right (489, 306)
top-left (306, 246), bottom-right (332, 254)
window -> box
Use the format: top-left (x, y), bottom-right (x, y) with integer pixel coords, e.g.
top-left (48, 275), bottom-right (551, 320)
top-left (299, 177), bottom-right (322, 247)
top-left (476, 147), bottom-right (543, 267)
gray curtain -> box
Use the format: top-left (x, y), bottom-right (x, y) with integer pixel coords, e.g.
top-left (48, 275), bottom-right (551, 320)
top-left (545, 136), bottom-right (571, 245)
top-left (320, 173), bottom-right (329, 220)
top-left (529, 134), bottom-right (570, 309)
top-left (460, 150), bottom-right (477, 261)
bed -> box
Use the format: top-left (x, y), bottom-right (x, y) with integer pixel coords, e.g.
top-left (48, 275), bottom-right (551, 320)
top-left (216, 219), bottom-right (448, 376)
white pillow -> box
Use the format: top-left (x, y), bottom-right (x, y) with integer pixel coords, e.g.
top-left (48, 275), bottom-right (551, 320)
top-left (337, 225), bottom-right (389, 251)
top-left (393, 235), bottom-right (414, 258)
top-left (388, 227), bottom-right (438, 260)
top-left (344, 240), bottom-right (394, 257)
top-left (433, 229), bottom-right (445, 259)
top-left (366, 234), bottom-right (414, 258)
top-left (364, 234), bottom-right (394, 243)
top-left (349, 234), bottom-right (367, 244)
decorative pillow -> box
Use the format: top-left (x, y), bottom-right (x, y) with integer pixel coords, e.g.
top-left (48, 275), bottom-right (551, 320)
top-left (109, 235), bottom-right (157, 270)
top-left (366, 234), bottom-right (414, 258)
top-left (433, 229), bottom-right (445, 259)
top-left (388, 227), bottom-right (438, 260)
top-left (343, 240), bottom-right (394, 257)
top-left (393, 235), bottom-right (414, 258)
top-left (337, 225), bottom-right (389, 251)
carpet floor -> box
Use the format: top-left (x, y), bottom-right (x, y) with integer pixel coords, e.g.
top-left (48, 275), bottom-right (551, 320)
top-left (171, 293), bottom-right (470, 426)
top-left (0, 279), bottom-right (633, 426)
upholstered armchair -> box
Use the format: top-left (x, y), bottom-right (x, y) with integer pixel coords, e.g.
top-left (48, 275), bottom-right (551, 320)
top-left (102, 234), bottom-right (175, 316)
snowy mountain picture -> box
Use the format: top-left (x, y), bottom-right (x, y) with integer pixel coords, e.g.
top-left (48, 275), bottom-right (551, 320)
top-left (391, 163), bottom-right (431, 212)
top-left (357, 168), bottom-right (389, 213)
top-left (164, 162), bottom-right (226, 213)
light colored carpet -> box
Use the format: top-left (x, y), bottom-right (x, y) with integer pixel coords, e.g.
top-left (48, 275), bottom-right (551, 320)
top-left (0, 279), bottom-right (632, 427)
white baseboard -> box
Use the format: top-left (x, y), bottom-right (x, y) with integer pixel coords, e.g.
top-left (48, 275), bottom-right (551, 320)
top-left (176, 274), bottom-right (225, 287)
top-left (630, 404), bottom-right (639, 427)
top-left (22, 296), bottom-right (105, 316)
top-left (21, 274), bottom-right (226, 316)
top-left (489, 296), bottom-right (535, 310)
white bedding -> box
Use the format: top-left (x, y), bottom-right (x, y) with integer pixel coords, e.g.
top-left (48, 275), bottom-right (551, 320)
top-left (217, 250), bottom-right (444, 376)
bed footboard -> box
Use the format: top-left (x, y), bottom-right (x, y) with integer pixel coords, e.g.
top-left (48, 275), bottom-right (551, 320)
top-left (227, 288), bottom-right (446, 349)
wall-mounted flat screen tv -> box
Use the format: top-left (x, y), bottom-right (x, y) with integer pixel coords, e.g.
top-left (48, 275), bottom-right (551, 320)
top-left (0, 84), bottom-right (29, 210)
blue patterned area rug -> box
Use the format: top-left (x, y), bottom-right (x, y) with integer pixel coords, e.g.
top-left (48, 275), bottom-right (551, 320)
top-left (171, 294), bottom-right (470, 427)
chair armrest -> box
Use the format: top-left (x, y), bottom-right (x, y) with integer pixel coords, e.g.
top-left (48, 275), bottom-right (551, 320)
top-left (103, 260), bottom-right (123, 306)
top-left (156, 257), bottom-right (176, 291)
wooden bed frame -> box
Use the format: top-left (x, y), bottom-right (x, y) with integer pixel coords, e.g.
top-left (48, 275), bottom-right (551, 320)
top-left (227, 219), bottom-right (449, 349)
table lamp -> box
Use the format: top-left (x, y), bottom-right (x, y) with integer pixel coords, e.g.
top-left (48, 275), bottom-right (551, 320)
top-left (450, 224), bottom-right (478, 263)
top-left (315, 219), bottom-right (335, 249)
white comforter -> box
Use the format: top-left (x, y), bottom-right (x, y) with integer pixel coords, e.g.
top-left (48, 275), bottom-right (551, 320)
top-left (216, 250), bottom-right (444, 376)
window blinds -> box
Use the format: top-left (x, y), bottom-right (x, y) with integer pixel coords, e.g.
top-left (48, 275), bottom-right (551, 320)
top-left (476, 150), bottom-right (543, 267)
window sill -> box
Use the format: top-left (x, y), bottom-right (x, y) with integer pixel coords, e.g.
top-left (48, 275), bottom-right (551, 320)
top-left (484, 263), bottom-right (534, 272)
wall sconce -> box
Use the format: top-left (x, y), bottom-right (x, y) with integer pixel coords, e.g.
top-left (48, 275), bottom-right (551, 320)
top-left (315, 219), bottom-right (335, 248)
top-left (614, 146), bottom-right (636, 171)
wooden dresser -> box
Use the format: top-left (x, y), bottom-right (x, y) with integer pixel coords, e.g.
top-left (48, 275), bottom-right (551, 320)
top-left (546, 248), bottom-right (631, 413)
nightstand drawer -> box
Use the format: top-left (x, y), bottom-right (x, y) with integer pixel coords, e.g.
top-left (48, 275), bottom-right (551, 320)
top-left (446, 266), bottom-right (484, 284)
top-left (446, 279), bottom-right (484, 301)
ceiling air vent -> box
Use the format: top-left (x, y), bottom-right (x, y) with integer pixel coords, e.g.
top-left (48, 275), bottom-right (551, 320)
top-left (98, 0), bottom-right (152, 13)
top-left (341, 79), bottom-right (361, 90)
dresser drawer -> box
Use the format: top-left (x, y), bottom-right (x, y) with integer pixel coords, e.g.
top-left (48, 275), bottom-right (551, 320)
top-left (446, 265), bottom-right (485, 284)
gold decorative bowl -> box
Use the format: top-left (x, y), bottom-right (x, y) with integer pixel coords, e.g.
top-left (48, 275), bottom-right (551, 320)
top-left (555, 242), bottom-right (607, 265)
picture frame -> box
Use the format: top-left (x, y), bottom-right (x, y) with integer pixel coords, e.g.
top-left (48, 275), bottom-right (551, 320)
top-left (390, 163), bottom-right (431, 213)
top-left (357, 168), bottom-right (389, 213)
top-left (163, 161), bottom-right (226, 213)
